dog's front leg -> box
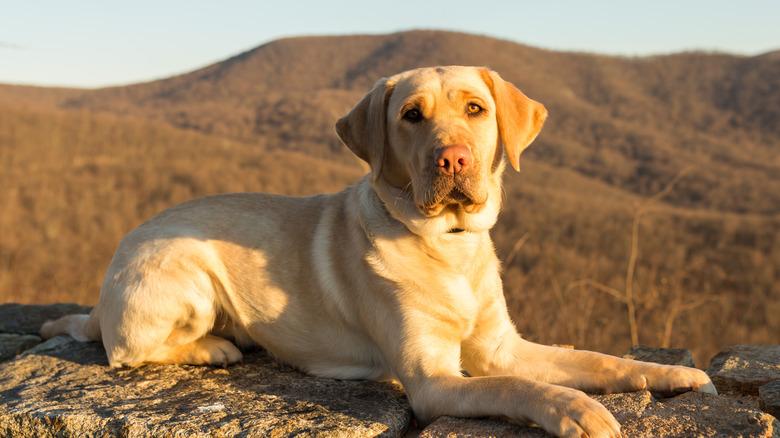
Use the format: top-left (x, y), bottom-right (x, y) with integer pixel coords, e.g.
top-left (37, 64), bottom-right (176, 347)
top-left (503, 339), bottom-right (717, 396)
top-left (404, 373), bottom-right (621, 438)
top-left (390, 314), bottom-right (621, 437)
top-left (461, 294), bottom-right (716, 397)
top-left (395, 339), bottom-right (620, 437)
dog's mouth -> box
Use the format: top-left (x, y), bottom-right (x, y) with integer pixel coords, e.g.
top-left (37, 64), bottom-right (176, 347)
top-left (416, 175), bottom-right (486, 216)
top-left (445, 188), bottom-right (470, 203)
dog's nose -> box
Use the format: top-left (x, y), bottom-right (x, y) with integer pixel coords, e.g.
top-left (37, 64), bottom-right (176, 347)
top-left (434, 145), bottom-right (472, 175)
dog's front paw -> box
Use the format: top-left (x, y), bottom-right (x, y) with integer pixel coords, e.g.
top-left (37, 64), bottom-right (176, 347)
top-left (643, 365), bottom-right (717, 397)
top-left (533, 386), bottom-right (621, 438)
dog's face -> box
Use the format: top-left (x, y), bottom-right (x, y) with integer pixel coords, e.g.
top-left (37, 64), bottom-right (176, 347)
top-left (336, 66), bottom-right (547, 234)
top-left (383, 67), bottom-right (499, 217)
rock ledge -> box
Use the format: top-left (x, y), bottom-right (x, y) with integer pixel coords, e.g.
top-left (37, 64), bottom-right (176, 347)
top-left (1, 303), bottom-right (778, 437)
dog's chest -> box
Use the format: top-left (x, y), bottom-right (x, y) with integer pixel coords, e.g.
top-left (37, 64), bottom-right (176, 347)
top-left (368, 232), bottom-right (483, 333)
top-left (371, 231), bottom-right (482, 277)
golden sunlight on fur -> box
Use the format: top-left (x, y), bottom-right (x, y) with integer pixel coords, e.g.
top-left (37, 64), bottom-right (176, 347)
top-left (42, 66), bottom-right (716, 438)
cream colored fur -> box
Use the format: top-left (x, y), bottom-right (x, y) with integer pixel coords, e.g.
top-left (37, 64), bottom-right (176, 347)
top-left (41, 66), bottom-right (716, 438)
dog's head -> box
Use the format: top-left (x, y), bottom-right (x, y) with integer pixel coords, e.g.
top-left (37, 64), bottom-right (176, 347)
top-left (336, 66), bottom-right (546, 235)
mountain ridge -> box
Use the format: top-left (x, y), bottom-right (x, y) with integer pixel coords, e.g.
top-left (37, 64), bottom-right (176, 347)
top-left (46, 30), bottom-right (780, 215)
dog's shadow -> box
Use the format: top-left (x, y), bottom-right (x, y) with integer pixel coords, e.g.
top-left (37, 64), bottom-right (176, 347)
top-left (20, 336), bottom-right (412, 432)
top-left (25, 335), bottom-right (109, 365)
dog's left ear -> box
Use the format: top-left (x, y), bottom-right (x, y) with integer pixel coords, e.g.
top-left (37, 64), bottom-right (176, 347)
top-left (335, 78), bottom-right (395, 182)
top-left (480, 69), bottom-right (547, 171)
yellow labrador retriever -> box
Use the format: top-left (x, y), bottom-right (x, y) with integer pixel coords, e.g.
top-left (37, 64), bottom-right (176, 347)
top-left (42, 66), bottom-right (716, 438)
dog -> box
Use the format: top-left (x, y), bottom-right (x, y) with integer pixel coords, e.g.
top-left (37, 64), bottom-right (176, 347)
top-left (42, 66), bottom-right (716, 437)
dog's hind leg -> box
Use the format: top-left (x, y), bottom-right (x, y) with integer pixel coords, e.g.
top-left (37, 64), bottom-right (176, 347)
top-left (142, 334), bottom-right (242, 368)
top-left (99, 268), bottom-right (243, 368)
top-left (41, 307), bottom-right (102, 342)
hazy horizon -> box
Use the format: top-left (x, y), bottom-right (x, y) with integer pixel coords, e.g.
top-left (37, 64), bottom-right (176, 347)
top-left (1, 0), bottom-right (778, 88)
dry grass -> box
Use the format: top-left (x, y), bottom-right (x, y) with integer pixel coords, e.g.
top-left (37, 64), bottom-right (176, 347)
top-left (496, 165), bottom-right (780, 366)
top-left (0, 104), bottom-right (363, 305)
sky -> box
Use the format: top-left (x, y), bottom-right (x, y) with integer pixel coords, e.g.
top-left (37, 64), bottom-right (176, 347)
top-left (1, 0), bottom-right (778, 89)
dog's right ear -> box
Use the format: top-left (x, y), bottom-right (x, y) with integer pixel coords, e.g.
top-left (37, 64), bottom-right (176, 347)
top-left (335, 78), bottom-right (394, 182)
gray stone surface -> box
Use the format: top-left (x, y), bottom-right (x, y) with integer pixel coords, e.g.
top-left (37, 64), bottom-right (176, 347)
top-left (0, 336), bottom-right (412, 437)
top-left (420, 391), bottom-right (779, 437)
top-left (600, 391), bottom-right (778, 438)
top-left (419, 416), bottom-right (545, 438)
top-left (707, 345), bottom-right (780, 395)
top-left (2, 304), bottom-right (780, 437)
top-left (761, 381), bottom-right (780, 420)
top-left (0, 302), bottom-right (92, 335)
top-left (625, 345), bottom-right (696, 367)
top-left (0, 333), bottom-right (41, 362)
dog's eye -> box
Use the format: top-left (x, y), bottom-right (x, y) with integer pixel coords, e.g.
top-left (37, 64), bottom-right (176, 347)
top-left (402, 108), bottom-right (423, 123)
top-left (467, 103), bottom-right (483, 115)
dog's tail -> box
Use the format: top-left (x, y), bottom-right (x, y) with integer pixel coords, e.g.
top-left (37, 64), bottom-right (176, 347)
top-left (40, 307), bottom-right (102, 342)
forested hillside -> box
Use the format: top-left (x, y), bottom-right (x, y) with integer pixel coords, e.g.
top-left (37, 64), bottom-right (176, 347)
top-left (2, 30), bottom-right (778, 365)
